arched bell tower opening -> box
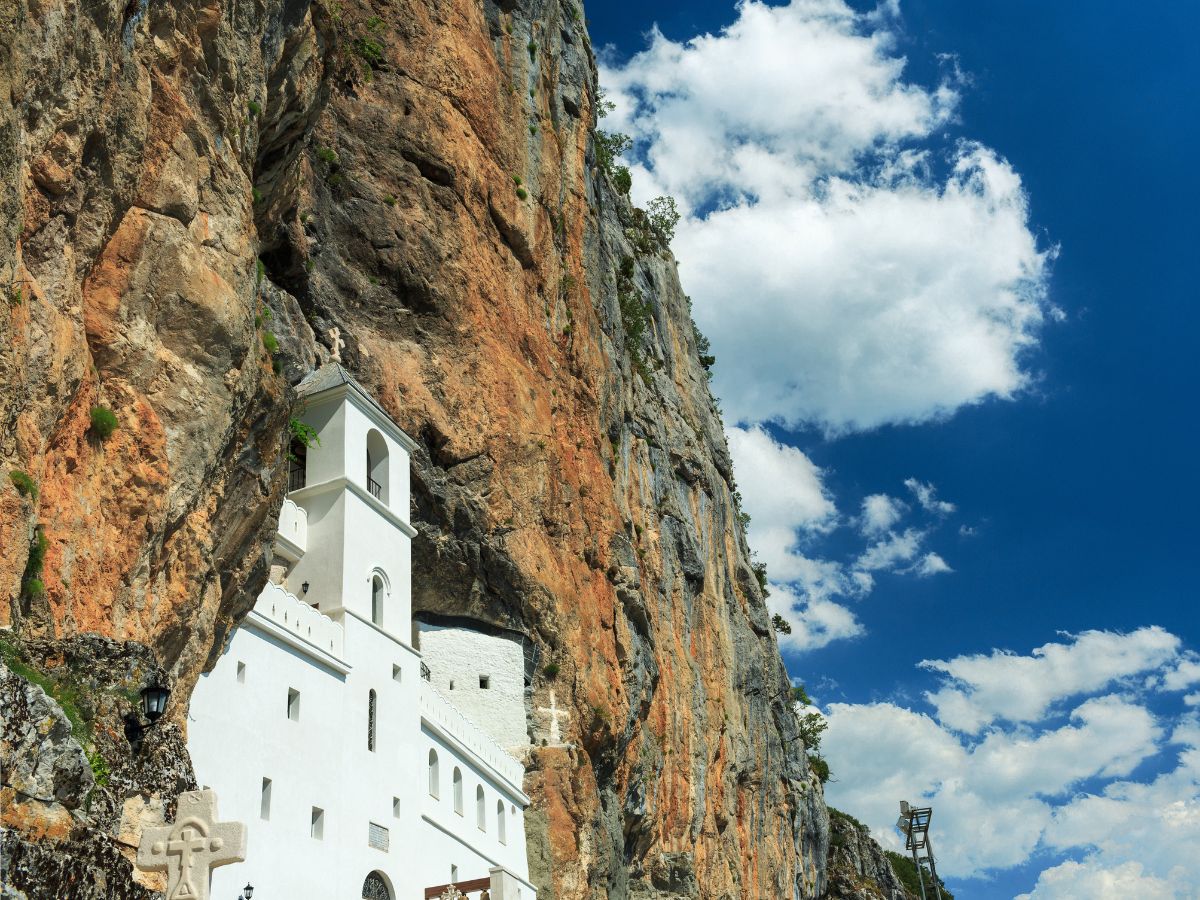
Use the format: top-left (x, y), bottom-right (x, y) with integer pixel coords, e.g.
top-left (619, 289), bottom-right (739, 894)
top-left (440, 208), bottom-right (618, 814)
top-left (365, 429), bottom-right (389, 504)
top-left (288, 438), bottom-right (308, 492)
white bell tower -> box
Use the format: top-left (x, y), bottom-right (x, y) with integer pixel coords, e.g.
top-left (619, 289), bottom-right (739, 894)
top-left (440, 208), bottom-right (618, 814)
top-left (281, 364), bottom-right (417, 636)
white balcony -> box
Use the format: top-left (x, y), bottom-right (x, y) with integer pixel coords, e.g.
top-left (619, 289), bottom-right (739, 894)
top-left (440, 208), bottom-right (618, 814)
top-left (275, 497), bottom-right (307, 560)
top-left (254, 580), bottom-right (344, 660)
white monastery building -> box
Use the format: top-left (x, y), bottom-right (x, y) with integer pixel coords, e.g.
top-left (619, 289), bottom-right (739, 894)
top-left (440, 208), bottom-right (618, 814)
top-left (188, 364), bottom-right (537, 900)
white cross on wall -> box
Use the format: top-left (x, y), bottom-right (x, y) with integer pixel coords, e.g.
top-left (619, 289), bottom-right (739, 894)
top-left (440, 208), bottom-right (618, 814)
top-left (537, 690), bottom-right (571, 745)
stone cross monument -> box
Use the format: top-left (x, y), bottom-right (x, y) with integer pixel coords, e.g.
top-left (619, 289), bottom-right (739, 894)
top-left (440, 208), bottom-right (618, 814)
top-left (137, 790), bottom-right (246, 900)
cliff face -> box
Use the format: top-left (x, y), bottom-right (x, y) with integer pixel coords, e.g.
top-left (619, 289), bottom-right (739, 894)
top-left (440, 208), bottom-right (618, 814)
top-left (824, 812), bottom-right (911, 900)
top-left (2, 0), bottom-right (834, 896)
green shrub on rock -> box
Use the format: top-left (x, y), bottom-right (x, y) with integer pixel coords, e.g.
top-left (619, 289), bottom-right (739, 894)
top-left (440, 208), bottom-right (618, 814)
top-left (9, 470), bottom-right (37, 499)
top-left (89, 406), bottom-right (118, 440)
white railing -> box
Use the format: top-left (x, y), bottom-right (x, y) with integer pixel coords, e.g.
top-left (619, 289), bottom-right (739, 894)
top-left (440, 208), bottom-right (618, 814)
top-left (277, 498), bottom-right (307, 553)
top-left (255, 581), bottom-right (343, 658)
top-left (419, 680), bottom-right (525, 789)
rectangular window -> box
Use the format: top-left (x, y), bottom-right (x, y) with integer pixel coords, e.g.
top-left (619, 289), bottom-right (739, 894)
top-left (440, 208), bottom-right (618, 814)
top-left (479, 675), bottom-right (490, 690)
top-left (311, 807), bottom-right (324, 839)
top-left (392, 664), bottom-right (402, 682)
top-left (260, 778), bottom-right (272, 820)
top-left (287, 688), bottom-right (300, 721)
top-left (236, 662), bottom-right (246, 683)
top-left (392, 797), bottom-right (401, 818)
top-left (368, 822), bottom-right (389, 852)
top-left (451, 865), bottom-right (459, 883)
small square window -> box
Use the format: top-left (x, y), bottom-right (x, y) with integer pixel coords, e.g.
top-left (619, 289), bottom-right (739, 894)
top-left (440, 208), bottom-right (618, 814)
top-left (236, 662), bottom-right (246, 683)
top-left (392, 664), bottom-right (402, 682)
top-left (287, 688), bottom-right (300, 721)
top-left (392, 797), bottom-right (401, 818)
top-left (311, 807), bottom-right (324, 839)
top-left (479, 675), bottom-right (490, 690)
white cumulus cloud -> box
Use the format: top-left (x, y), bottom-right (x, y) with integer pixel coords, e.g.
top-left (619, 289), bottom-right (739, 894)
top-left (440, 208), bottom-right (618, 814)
top-left (912, 552), bottom-right (952, 576)
top-left (920, 626), bottom-right (1182, 734)
top-left (1016, 860), bottom-right (1179, 900)
top-left (821, 628), bottom-right (1199, 890)
top-left (601, 0), bottom-right (1056, 434)
top-left (860, 493), bottom-right (905, 535)
top-left (904, 477), bottom-right (957, 515)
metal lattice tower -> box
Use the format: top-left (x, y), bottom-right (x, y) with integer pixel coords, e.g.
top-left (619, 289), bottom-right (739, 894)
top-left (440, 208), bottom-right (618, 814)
top-left (896, 801), bottom-right (943, 900)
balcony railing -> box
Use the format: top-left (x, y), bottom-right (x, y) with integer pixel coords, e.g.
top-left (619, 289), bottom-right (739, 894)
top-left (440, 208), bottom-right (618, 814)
top-left (288, 463), bottom-right (307, 493)
top-left (367, 476), bottom-right (382, 499)
top-left (421, 661), bottom-right (431, 681)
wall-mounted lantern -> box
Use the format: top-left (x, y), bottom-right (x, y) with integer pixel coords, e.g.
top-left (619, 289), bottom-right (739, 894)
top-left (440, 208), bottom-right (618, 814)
top-left (124, 683), bottom-right (171, 752)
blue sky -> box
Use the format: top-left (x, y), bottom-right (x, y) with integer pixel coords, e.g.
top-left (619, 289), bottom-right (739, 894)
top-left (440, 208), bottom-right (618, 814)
top-left (590, 1), bottom-right (1199, 896)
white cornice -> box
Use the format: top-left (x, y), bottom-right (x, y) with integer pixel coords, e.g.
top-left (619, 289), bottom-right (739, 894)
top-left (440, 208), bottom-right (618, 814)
top-left (288, 476), bottom-right (418, 539)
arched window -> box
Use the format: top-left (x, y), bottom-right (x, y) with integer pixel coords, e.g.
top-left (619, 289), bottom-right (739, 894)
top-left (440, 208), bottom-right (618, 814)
top-left (367, 689), bottom-right (377, 752)
top-left (427, 749), bottom-right (439, 798)
top-left (476, 785), bottom-right (486, 832)
top-left (497, 799), bottom-right (507, 844)
top-left (371, 575), bottom-right (385, 626)
top-left (365, 429), bottom-right (389, 504)
top-left (452, 768), bottom-right (463, 815)
top-left (362, 871), bottom-right (392, 900)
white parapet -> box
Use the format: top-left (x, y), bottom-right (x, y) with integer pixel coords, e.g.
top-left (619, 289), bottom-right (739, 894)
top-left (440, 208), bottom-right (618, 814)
top-left (276, 497), bottom-right (307, 559)
top-left (419, 679), bottom-right (526, 792)
top-left (254, 580), bottom-right (343, 659)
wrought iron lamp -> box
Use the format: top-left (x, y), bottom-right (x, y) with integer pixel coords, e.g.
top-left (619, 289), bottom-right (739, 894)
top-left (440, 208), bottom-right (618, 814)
top-left (124, 683), bottom-right (171, 751)
top-left (237, 884), bottom-right (254, 900)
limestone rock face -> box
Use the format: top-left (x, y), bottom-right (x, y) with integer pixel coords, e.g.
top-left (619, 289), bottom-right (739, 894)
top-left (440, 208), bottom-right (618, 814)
top-left (824, 813), bottom-right (913, 900)
top-left (2, 0), bottom-right (833, 895)
top-left (1, 663), bottom-right (93, 822)
top-left (1, 637), bottom-right (193, 899)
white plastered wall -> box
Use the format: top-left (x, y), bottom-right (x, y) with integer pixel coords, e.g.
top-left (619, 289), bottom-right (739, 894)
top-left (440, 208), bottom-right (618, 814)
top-left (417, 623), bottom-right (529, 752)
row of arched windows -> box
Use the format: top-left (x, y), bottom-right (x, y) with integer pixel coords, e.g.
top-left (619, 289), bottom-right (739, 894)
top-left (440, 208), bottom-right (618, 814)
top-left (426, 749), bottom-right (508, 844)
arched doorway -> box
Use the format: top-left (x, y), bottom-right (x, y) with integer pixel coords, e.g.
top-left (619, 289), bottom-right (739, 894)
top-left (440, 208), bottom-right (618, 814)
top-left (362, 870), bottom-right (392, 900)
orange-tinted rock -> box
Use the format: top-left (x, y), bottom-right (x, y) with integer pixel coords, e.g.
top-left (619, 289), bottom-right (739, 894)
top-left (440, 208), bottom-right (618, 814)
top-left (0, 0), bottom-right (842, 895)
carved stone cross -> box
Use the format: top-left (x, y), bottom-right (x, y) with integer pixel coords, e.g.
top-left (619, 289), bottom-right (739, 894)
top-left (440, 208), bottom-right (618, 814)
top-left (537, 690), bottom-right (571, 745)
top-left (137, 790), bottom-right (246, 900)
top-left (328, 326), bottom-right (345, 362)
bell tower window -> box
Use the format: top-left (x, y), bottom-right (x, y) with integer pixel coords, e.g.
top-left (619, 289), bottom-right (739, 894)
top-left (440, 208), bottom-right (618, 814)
top-left (365, 429), bottom-right (389, 504)
top-left (288, 438), bottom-right (307, 492)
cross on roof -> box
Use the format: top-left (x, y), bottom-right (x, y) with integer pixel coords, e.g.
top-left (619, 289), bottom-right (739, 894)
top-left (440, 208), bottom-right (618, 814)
top-left (329, 326), bottom-right (345, 363)
top-left (137, 790), bottom-right (246, 900)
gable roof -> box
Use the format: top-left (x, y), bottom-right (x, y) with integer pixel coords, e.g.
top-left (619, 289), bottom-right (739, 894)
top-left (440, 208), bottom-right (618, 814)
top-left (296, 363), bottom-right (417, 450)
